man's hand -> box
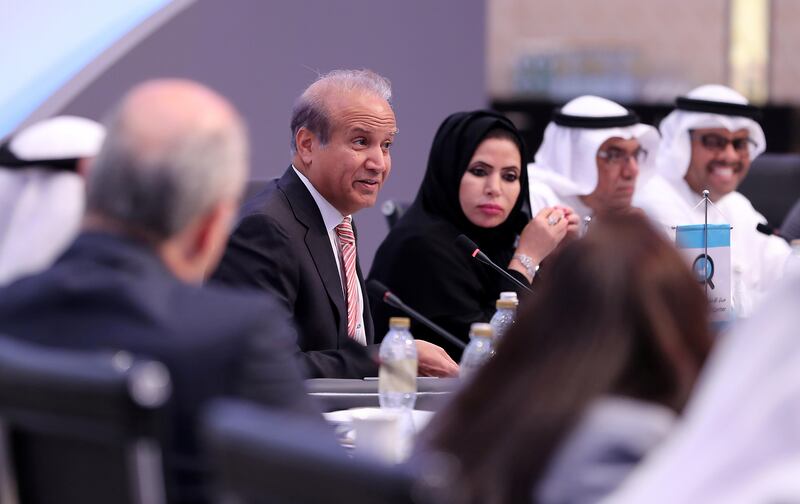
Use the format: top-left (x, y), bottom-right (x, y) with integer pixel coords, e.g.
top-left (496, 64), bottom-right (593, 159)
top-left (415, 340), bottom-right (459, 377)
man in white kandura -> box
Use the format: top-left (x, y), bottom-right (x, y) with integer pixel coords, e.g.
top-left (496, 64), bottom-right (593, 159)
top-left (528, 95), bottom-right (660, 228)
top-left (0, 116), bottom-right (105, 285)
top-left (634, 84), bottom-right (790, 316)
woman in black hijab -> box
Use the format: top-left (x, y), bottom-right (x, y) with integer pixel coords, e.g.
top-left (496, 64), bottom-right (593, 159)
top-left (368, 110), bottom-right (577, 357)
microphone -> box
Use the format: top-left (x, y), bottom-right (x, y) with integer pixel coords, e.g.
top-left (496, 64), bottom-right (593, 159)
top-left (756, 223), bottom-right (790, 243)
top-left (367, 280), bottom-right (466, 350)
top-left (454, 235), bottom-right (533, 294)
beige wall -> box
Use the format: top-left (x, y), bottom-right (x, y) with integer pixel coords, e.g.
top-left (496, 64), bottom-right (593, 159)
top-left (771, 0), bottom-right (800, 104)
top-left (488, 0), bottom-right (729, 101)
top-left (489, 0), bottom-right (800, 104)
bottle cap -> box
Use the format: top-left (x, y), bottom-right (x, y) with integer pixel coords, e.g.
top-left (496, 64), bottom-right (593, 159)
top-left (389, 317), bottom-right (410, 328)
top-left (499, 291), bottom-right (518, 303)
top-left (469, 322), bottom-right (494, 338)
top-left (496, 299), bottom-right (517, 309)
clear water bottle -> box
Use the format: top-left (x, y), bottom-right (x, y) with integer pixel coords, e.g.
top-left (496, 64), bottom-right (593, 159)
top-left (459, 322), bottom-right (495, 380)
top-left (379, 317), bottom-right (418, 410)
top-left (785, 239), bottom-right (800, 278)
top-left (490, 296), bottom-right (518, 340)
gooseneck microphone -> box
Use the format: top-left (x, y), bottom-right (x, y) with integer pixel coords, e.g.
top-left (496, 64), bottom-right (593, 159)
top-left (454, 235), bottom-right (533, 294)
top-left (367, 280), bottom-right (466, 350)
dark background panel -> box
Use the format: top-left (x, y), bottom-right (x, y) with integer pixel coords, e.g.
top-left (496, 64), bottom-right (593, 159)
top-left (61, 0), bottom-right (487, 270)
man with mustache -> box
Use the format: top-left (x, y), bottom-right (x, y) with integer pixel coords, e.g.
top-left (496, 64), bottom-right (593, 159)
top-left (527, 95), bottom-right (660, 228)
top-left (212, 69), bottom-right (458, 379)
top-left (635, 84), bottom-right (790, 316)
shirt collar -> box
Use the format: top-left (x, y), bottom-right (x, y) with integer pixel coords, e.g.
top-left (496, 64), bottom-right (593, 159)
top-left (292, 165), bottom-right (349, 232)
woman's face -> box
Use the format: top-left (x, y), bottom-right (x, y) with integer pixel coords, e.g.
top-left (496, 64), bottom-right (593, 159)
top-left (458, 137), bottom-right (522, 228)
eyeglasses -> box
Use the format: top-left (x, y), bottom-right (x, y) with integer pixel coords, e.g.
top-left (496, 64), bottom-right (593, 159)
top-left (691, 131), bottom-right (755, 153)
top-left (596, 147), bottom-right (648, 166)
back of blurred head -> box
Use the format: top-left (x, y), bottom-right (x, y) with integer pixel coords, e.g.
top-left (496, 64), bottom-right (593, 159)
top-left (421, 214), bottom-right (712, 504)
top-left (85, 79), bottom-right (248, 282)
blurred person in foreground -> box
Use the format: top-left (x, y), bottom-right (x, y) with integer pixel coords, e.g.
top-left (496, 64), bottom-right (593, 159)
top-left (634, 84), bottom-right (790, 316)
top-left (0, 116), bottom-right (105, 285)
top-left (212, 69), bottom-right (457, 378)
top-left (606, 275), bottom-right (800, 503)
top-left (528, 95), bottom-right (660, 227)
top-left (417, 214), bottom-right (713, 504)
top-left (0, 79), bottom-right (319, 503)
top-left (369, 110), bottom-right (577, 358)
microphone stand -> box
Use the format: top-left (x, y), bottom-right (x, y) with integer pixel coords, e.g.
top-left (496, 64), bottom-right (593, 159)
top-left (383, 295), bottom-right (466, 350)
top-left (368, 280), bottom-right (466, 350)
top-left (456, 235), bottom-right (533, 294)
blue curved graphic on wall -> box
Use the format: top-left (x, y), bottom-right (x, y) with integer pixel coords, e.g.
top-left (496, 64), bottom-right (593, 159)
top-left (0, 0), bottom-right (179, 140)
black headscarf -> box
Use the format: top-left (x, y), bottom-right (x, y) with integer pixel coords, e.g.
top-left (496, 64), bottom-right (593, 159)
top-left (368, 110), bottom-right (529, 357)
top-left (414, 110), bottom-right (530, 261)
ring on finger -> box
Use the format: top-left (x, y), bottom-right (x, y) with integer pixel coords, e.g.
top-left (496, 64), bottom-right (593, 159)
top-left (547, 214), bottom-right (561, 226)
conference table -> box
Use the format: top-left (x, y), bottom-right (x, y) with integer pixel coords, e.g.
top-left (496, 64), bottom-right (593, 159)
top-left (305, 376), bottom-right (461, 412)
top-left (307, 377), bottom-right (462, 461)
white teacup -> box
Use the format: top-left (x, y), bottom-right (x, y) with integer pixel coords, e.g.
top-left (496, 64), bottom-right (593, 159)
top-left (350, 407), bottom-right (409, 463)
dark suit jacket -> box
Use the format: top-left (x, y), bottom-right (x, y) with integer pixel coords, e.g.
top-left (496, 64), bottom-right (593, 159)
top-left (0, 232), bottom-right (320, 503)
top-left (212, 167), bottom-right (379, 379)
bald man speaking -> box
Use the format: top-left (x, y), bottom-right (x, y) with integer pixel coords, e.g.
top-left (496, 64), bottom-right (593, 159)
top-left (213, 69), bottom-right (458, 379)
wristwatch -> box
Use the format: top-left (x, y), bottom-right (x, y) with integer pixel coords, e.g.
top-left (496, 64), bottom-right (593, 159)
top-left (513, 254), bottom-right (539, 279)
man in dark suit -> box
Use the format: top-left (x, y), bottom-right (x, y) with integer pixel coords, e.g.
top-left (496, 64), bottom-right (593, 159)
top-left (0, 79), bottom-right (320, 502)
top-left (213, 69), bottom-right (458, 379)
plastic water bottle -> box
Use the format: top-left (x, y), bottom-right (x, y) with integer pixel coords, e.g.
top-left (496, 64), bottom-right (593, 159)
top-left (459, 322), bottom-right (495, 380)
top-left (785, 240), bottom-right (800, 278)
top-left (379, 317), bottom-right (418, 410)
top-left (490, 296), bottom-right (518, 340)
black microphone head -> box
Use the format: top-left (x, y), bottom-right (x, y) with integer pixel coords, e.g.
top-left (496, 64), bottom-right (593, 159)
top-left (367, 279), bottom-right (404, 309)
top-left (455, 234), bottom-right (489, 263)
top-left (455, 234), bottom-right (480, 256)
top-left (756, 223), bottom-right (773, 236)
top-left (367, 279), bottom-right (390, 300)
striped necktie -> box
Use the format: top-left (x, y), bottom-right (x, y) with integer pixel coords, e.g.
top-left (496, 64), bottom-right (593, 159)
top-left (335, 216), bottom-right (361, 340)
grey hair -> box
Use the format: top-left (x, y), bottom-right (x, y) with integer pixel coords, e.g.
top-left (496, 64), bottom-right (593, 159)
top-left (289, 68), bottom-right (392, 154)
top-left (86, 104), bottom-right (248, 241)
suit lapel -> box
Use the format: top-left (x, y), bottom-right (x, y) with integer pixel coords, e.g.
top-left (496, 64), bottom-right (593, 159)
top-left (278, 168), bottom-right (347, 339)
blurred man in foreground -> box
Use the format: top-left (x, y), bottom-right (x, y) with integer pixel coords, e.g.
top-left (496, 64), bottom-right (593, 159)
top-left (0, 79), bottom-right (319, 502)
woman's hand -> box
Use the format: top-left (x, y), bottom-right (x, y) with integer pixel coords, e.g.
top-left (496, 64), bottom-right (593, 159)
top-left (509, 207), bottom-right (570, 281)
top-left (554, 205), bottom-right (581, 243)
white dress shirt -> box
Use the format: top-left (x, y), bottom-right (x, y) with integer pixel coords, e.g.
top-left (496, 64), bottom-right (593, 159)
top-left (292, 166), bottom-right (366, 345)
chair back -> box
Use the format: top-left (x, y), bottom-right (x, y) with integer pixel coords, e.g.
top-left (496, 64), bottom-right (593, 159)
top-left (780, 199), bottom-right (800, 241)
top-left (0, 335), bottom-right (172, 504)
top-left (203, 399), bottom-right (442, 504)
top-left (381, 200), bottom-right (410, 229)
top-left (739, 153), bottom-right (800, 227)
